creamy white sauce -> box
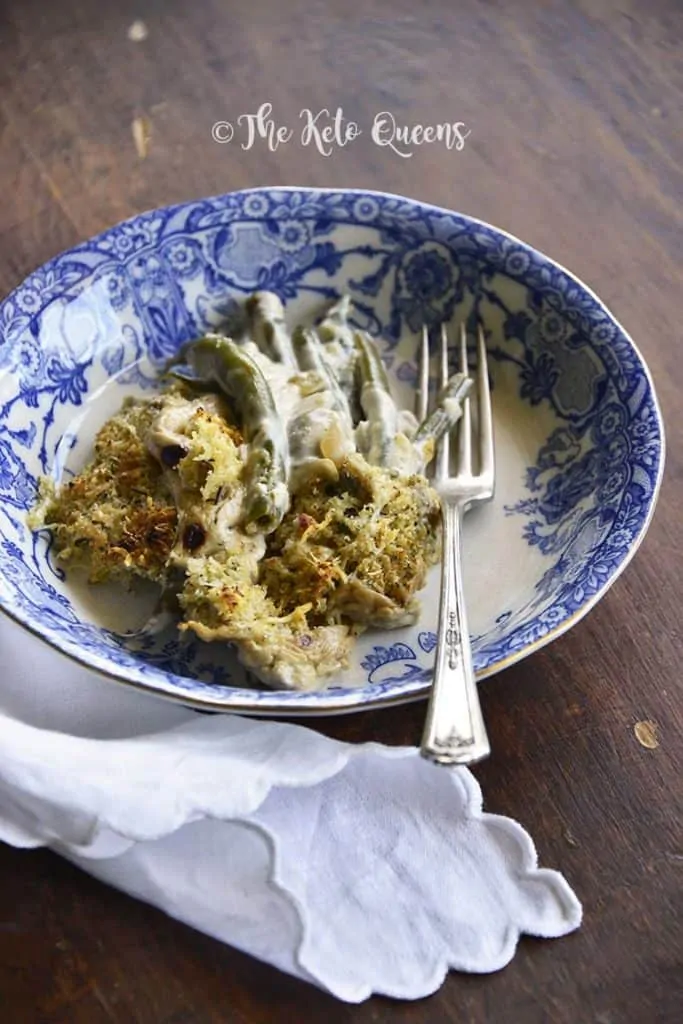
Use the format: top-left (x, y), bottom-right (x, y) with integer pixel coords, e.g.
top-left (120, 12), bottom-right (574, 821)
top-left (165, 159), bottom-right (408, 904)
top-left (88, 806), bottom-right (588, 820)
top-left (386, 434), bottom-right (423, 476)
top-left (145, 319), bottom-right (433, 568)
top-left (288, 391), bottom-right (354, 465)
top-left (249, 292), bottom-right (297, 369)
top-left (212, 489), bottom-right (244, 540)
top-left (359, 382), bottom-right (398, 466)
top-left (242, 341), bottom-right (302, 424)
top-left (398, 409), bottom-right (419, 437)
top-left (318, 331), bottom-right (357, 394)
top-left (148, 392), bottom-right (228, 456)
top-left (443, 396), bottom-right (464, 419)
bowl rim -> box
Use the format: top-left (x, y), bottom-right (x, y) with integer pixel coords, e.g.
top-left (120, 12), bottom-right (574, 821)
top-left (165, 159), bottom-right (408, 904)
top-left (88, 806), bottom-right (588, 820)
top-left (0, 186), bottom-right (667, 715)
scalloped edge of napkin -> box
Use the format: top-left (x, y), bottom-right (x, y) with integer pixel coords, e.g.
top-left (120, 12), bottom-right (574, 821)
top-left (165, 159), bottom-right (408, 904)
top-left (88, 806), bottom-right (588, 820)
top-left (0, 712), bottom-right (581, 1002)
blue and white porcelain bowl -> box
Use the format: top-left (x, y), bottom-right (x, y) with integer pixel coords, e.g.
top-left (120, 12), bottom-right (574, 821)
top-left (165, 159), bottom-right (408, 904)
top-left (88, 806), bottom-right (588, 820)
top-left (0, 188), bottom-right (665, 714)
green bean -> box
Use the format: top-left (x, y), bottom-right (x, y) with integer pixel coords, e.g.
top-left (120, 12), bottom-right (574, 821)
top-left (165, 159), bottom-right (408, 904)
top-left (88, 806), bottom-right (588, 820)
top-left (292, 326), bottom-right (353, 428)
top-left (413, 373), bottom-right (473, 466)
top-left (354, 331), bottom-right (399, 466)
top-left (315, 295), bottom-right (361, 414)
top-left (413, 373), bottom-right (473, 443)
top-left (180, 336), bottom-right (290, 534)
top-left (324, 293), bottom-right (351, 325)
top-left (317, 295), bottom-right (354, 351)
top-left (245, 292), bottom-right (297, 369)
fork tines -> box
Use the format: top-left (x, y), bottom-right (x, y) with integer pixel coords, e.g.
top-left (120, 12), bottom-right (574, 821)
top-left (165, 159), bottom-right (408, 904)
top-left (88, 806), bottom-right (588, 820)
top-left (418, 322), bottom-right (494, 485)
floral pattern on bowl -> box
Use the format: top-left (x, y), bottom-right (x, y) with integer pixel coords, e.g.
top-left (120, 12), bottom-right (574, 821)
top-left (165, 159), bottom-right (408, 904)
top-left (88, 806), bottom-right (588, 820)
top-left (0, 188), bottom-right (665, 714)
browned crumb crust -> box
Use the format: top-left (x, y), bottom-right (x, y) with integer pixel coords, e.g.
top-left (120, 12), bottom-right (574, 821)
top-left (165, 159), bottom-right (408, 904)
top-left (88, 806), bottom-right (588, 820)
top-left (260, 458), bottom-right (441, 624)
top-left (38, 404), bottom-right (178, 584)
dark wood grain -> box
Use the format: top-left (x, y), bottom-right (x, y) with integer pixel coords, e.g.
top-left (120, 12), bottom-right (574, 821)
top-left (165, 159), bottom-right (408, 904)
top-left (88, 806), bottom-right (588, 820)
top-left (1, 0), bottom-right (682, 1020)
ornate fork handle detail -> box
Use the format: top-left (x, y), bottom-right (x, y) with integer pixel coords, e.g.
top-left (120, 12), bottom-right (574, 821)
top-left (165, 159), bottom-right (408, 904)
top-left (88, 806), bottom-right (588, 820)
top-left (421, 500), bottom-right (491, 765)
top-left (417, 320), bottom-right (494, 766)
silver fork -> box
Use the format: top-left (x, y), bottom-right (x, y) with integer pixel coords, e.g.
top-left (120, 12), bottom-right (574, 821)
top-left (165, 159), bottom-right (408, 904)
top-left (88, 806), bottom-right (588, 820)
top-left (417, 321), bottom-right (495, 766)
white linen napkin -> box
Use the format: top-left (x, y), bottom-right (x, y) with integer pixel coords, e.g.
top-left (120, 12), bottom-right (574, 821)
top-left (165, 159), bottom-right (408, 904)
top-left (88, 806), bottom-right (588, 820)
top-left (0, 613), bottom-right (581, 1003)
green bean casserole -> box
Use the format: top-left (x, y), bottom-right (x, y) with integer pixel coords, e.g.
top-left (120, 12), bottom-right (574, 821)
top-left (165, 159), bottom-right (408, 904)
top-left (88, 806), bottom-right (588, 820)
top-left (31, 293), bottom-right (471, 689)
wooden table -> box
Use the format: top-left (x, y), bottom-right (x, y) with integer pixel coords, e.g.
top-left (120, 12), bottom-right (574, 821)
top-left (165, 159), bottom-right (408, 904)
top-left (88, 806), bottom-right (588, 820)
top-left (0, 1), bottom-right (681, 1020)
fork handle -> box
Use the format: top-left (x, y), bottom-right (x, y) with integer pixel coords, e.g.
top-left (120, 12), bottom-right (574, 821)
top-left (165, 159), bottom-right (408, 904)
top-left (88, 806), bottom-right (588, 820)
top-left (420, 500), bottom-right (491, 766)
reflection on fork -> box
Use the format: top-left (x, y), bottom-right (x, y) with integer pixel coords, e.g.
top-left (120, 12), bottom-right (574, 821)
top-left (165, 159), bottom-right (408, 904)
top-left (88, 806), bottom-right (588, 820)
top-left (418, 320), bottom-right (495, 766)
